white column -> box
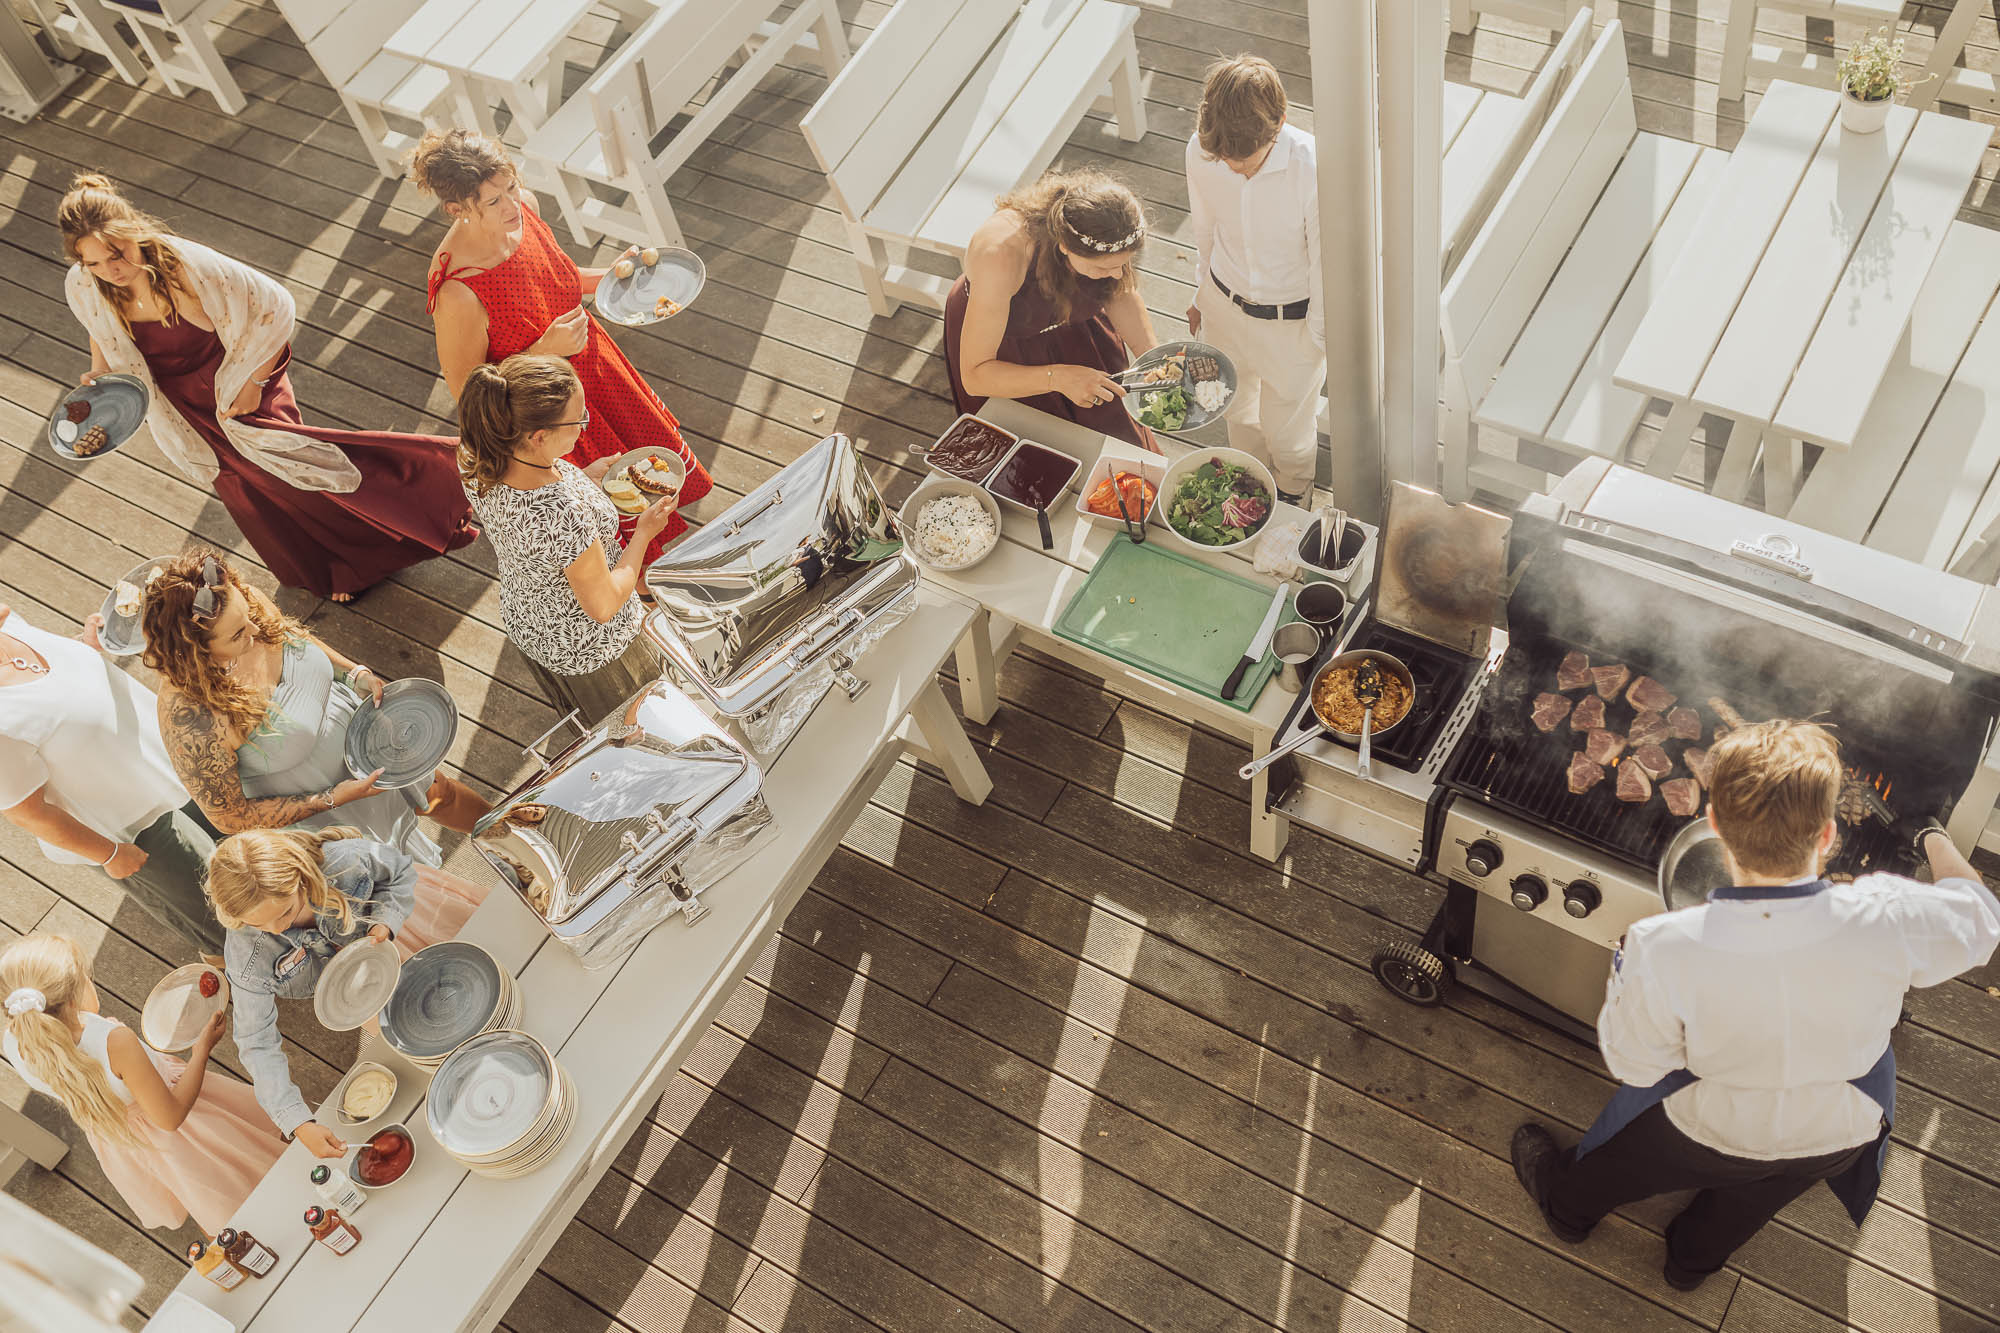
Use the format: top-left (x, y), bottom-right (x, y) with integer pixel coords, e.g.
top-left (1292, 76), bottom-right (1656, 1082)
top-left (1307, 0), bottom-right (1384, 521)
top-left (1374, 0), bottom-right (1443, 492)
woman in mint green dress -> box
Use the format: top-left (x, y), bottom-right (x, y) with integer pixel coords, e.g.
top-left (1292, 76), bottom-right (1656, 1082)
top-left (139, 553), bottom-right (489, 859)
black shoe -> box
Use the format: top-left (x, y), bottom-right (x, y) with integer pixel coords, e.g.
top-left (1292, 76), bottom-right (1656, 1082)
top-left (1277, 487), bottom-right (1308, 507)
top-left (1662, 1256), bottom-right (1716, 1292)
top-left (1512, 1124), bottom-right (1591, 1244)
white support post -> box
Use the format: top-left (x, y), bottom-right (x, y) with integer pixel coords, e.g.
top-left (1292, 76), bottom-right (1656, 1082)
top-left (1308, 0), bottom-right (1385, 522)
top-left (1376, 0), bottom-right (1444, 493)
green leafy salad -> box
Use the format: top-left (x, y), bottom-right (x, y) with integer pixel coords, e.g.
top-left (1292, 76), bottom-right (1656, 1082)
top-left (1136, 386), bottom-right (1189, 432)
top-left (1165, 458), bottom-right (1272, 546)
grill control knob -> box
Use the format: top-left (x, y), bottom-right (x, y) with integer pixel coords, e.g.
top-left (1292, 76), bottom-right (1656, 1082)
top-left (1509, 874), bottom-right (1548, 912)
top-left (1464, 839), bottom-right (1503, 878)
top-left (1563, 880), bottom-right (1602, 918)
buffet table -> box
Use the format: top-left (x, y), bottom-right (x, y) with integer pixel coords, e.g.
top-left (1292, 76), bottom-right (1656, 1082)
top-left (143, 588), bottom-right (989, 1332)
top-left (930, 400), bottom-right (1372, 861)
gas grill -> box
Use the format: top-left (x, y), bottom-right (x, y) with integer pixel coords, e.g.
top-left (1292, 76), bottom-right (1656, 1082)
top-left (1373, 459), bottom-right (2000, 1032)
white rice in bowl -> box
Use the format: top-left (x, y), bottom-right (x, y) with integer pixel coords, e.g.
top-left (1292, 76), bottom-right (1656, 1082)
top-left (910, 492), bottom-right (998, 569)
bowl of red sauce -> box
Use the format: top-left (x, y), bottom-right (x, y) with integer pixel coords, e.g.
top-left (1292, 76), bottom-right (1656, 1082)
top-left (985, 439), bottom-right (1080, 513)
top-left (349, 1124), bottom-right (416, 1190)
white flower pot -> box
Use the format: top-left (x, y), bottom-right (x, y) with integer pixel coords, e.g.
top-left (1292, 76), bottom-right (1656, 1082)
top-left (1840, 91), bottom-right (1893, 134)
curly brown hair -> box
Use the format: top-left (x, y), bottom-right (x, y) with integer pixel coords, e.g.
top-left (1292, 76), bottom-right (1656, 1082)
top-left (140, 551), bottom-right (304, 736)
top-left (995, 169), bottom-right (1146, 324)
top-left (407, 128), bottom-right (518, 207)
top-left (457, 355), bottom-right (581, 492)
top-left (56, 173), bottom-right (193, 338)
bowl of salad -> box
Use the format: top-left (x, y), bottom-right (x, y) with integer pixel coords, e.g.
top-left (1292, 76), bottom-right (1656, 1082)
top-left (1154, 448), bottom-right (1276, 553)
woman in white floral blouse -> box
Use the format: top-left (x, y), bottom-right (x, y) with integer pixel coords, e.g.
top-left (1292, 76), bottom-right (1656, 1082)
top-left (459, 355), bottom-right (679, 716)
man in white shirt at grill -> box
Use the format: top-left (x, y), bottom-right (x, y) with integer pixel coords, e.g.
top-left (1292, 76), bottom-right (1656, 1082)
top-left (1185, 56), bottom-right (1323, 506)
top-left (1512, 719), bottom-right (1999, 1290)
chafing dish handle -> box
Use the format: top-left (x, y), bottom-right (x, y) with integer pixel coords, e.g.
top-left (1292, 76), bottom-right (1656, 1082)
top-left (724, 487), bottom-right (785, 537)
top-left (522, 709), bottom-right (588, 766)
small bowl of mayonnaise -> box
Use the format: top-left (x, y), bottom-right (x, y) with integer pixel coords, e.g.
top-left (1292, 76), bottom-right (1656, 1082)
top-left (334, 1062), bottom-right (398, 1129)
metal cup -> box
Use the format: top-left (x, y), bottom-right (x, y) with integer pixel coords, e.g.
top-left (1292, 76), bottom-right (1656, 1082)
top-left (1273, 622), bottom-right (1321, 693)
top-left (1293, 581), bottom-right (1346, 628)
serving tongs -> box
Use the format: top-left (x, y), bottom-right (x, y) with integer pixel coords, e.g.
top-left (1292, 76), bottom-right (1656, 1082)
top-left (1109, 470), bottom-right (1146, 545)
top-left (1111, 355), bottom-right (1190, 390)
top-left (1354, 660), bottom-right (1383, 781)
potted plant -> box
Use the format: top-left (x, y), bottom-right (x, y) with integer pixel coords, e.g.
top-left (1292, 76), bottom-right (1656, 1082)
top-left (1836, 28), bottom-right (1912, 134)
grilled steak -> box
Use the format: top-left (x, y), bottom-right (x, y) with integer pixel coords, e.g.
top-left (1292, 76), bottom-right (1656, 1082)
top-left (1707, 696), bottom-right (1746, 731)
top-left (1616, 757), bottom-right (1653, 803)
top-left (1666, 707), bottom-right (1702, 741)
top-left (1591, 663), bottom-right (1630, 700)
top-left (1568, 753), bottom-right (1606, 794)
top-left (1684, 746), bottom-right (1714, 788)
top-left (1628, 710), bottom-right (1671, 748)
top-left (1569, 695), bottom-right (1607, 731)
top-left (1625, 675), bottom-right (1677, 713)
top-left (1633, 743), bottom-right (1674, 778)
top-left (1531, 692), bottom-right (1572, 732)
top-left (1661, 777), bottom-right (1702, 817)
top-left (1556, 650), bottom-right (1593, 691)
top-left (1583, 728), bottom-right (1626, 765)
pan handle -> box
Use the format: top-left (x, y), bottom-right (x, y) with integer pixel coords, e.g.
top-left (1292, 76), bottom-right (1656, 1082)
top-left (1239, 723), bottom-right (1326, 781)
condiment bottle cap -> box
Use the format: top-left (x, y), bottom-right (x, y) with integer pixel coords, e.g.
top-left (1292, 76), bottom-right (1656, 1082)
top-left (216, 1228), bottom-right (238, 1246)
top-left (309, 1164), bottom-right (331, 1184)
top-left (303, 1206), bottom-right (324, 1226)
top-left (186, 1241), bottom-right (207, 1263)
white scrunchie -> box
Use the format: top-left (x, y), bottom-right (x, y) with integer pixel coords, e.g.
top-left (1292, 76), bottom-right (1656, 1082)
top-left (4, 987), bottom-right (47, 1018)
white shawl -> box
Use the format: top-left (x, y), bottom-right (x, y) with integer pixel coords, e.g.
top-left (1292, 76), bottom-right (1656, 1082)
top-left (64, 239), bottom-right (362, 493)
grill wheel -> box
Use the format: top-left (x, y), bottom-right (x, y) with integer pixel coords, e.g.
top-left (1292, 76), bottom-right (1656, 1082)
top-left (1372, 941), bottom-right (1452, 1007)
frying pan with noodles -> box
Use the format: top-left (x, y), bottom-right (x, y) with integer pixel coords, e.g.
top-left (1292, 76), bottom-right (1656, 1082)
top-left (1239, 650), bottom-right (1415, 780)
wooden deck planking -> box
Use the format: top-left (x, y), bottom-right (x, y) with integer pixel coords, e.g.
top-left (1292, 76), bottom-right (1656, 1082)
top-left (0, 1), bottom-right (1995, 1330)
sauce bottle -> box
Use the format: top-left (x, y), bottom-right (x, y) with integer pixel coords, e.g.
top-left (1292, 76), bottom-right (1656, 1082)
top-left (215, 1226), bottom-right (278, 1276)
top-left (303, 1205), bottom-right (362, 1256)
top-left (186, 1239), bottom-right (248, 1290)
top-left (309, 1161), bottom-right (367, 1212)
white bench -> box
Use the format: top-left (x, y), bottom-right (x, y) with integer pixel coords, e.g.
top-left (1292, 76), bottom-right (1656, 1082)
top-left (273, 0), bottom-right (452, 177)
top-left (1439, 16), bottom-right (1726, 504)
top-left (800, 0), bottom-right (1145, 318)
top-left (524, 0), bottom-right (848, 249)
top-left (26, 0), bottom-right (243, 112)
top-left (1718, 0), bottom-right (1901, 102)
top-left (1450, 0), bottom-right (1588, 37)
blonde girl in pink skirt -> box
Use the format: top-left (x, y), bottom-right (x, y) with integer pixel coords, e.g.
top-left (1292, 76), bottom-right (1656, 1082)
top-left (1, 934), bottom-right (285, 1234)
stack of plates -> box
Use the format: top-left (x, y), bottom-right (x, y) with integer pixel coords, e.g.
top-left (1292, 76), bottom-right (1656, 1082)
top-left (379, 941), bottom-right (521, 1068)
top-left (426, 1029), bottom-right (577, 1178)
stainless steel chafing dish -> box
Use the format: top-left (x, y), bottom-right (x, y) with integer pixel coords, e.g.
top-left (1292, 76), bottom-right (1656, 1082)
top-left (471, 682), bottom-right (774, 968)
top-left (642, 432), bottom-right (917, 754)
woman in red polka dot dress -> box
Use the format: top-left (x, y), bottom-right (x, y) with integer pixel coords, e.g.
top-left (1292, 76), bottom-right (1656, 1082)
top-left (414, 129), bottom-right (709, 564)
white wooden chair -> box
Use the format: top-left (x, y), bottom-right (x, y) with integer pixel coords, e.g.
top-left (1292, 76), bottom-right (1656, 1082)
top-left (523, 0), bottom-right (847, 250)
top-left (1717, 0), bottom-right (1900, 101)
top-left (1450, 0), bottom-right (1588, 37)
top-left (800, 0), bottom-right (1146, 318)
top-left (1440, 18), bottom-right (1728, 504)
top-left (271, 0), bottom-right (451, 176)
top-left (24, 0), bottom-right (242, 112)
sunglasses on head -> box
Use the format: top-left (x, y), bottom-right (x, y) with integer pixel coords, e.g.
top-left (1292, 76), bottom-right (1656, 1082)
top-left (188, 556), bottom-right (226, 626)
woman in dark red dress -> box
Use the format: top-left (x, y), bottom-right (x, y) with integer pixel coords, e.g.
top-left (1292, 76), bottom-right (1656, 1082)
top-left (944, 168), bottom-right (1160, 451)
top-left (413, 130), bottom-right (710, 563)
top-left (58, 175), bottom-right (477, 603)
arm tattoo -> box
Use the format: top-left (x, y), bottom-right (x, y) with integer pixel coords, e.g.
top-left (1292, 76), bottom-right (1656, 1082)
top-left (162, 694), bottom-right (326, 833)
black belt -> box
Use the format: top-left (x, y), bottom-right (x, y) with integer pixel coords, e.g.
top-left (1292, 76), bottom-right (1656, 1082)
top-left (1213, 273), bottom-right (1309, 321)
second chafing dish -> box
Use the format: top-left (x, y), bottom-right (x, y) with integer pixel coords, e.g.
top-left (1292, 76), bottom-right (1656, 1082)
top-left (471, 682), bottom-right (775, 968)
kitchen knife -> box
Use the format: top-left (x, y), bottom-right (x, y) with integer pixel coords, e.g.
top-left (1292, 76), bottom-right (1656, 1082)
top-left (1222, 582), bottom-right (1291, 701)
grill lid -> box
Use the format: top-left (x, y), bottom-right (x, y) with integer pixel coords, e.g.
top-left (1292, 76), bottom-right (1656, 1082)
top-left (1373, 482), bottom-right (1509, 657)
top-left (643, 433), bottom-right (916, 719)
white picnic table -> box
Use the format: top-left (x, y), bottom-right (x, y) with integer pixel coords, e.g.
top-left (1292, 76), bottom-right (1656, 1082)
top-left (382, 0), bottom-right (647, 139)
top-left (1612, 80), bottom-right (1992, 514)
top-left (141, 589), bottom-right (991, 1333)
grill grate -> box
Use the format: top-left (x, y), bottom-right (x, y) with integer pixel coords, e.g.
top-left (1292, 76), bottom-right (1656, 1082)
top-left (1441, 637), bottom-right (1912, 877)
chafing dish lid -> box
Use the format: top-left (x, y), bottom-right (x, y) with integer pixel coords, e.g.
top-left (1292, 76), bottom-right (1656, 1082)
top-left (474, 684), bottom-right (760, 924)
top-left (642, 433), bottom-right (911, 713)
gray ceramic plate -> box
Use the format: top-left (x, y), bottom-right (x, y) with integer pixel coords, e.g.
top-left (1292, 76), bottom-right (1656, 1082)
top-left (1125, 341), bottom-right (1238, 434)
top-left (48, 374), bottom-right (149, 460)
top-left (95, 555), bottom-right (173, 657)
top-left (344, 678), bottom-right (458, 791)
top-left (312, 937), bottom-right (402, 1032)
top-left (380, 940), bottom-right (504, 1061)
top-left (595, 246), bottom-right (706, 326)
top-left (426, 1029), bottom-right (556, 1157)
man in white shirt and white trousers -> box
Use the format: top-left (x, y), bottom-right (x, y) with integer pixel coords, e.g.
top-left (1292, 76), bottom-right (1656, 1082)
top-left (1513, 719), bottom-right (1999, 1290)
top-left (1186, 56), bottom-right (1323, 506)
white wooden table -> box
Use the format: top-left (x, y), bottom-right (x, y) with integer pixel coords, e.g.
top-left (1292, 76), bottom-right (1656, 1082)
top-left (142, 589), bottom-right (990, 1333)
top-left (927, 400), bottom-right (1375, 863)
top-left (1613, 80), bottom-right (1991, 513)
top-left (383, 0), bottom-right (646, 139)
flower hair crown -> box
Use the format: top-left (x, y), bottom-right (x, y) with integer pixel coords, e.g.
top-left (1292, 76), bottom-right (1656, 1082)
top-left (1058, 200), bottom-right (1145, 254)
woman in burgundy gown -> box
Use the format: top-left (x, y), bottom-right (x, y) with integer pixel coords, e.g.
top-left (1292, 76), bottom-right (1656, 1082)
top-left (944, 168), bottom-right (1160, 451)
top-left (413, 130), bottom-right (710, 563)
top-left (58, 175), bottom-right (475, 602)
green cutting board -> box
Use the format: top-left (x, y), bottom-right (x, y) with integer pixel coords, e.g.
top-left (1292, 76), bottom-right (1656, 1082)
top-left (1053, 539), bottom-right (1282, 710)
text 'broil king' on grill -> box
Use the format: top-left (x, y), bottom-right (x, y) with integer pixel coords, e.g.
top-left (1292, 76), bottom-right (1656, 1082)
top-left (1377, 458), bottom-right (2000, 1031)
